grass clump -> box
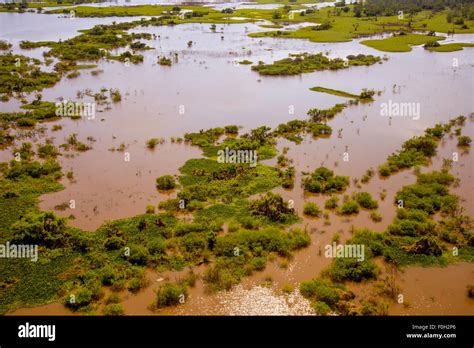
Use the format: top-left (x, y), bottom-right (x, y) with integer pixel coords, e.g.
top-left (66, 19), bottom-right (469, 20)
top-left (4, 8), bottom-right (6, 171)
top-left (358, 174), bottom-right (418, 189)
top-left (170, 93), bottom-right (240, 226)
top-left (158, 56), bottom-right (172, 66)
top-left (361, 33), bottom-right (445, 52)
top-left (370, 211), bottom-right (383, 223)
top-left (353, 192), bottom-right (378, 210)
top-left (251, 53), bottom-right (381, 76)
top-left (302, 167), bottom-right (349, 194)
top-left (303, 201), bottom-right (321, 217)
top-left (0, 55), bottom-right (60, 97)
top-left (325, 197), bottom-right (339, 209)
top-left (339, 199), bottom-right (359, 215)
top-left (103, 303), bottom-right (124, 315)
top-left (249, 192), bottom-right (296, 223)
top-left (377, 120), bottom-right (457, 177)
top-left (155, 282), bottom-right (187, 308)
top-left (457, 135), bottom-right (472, 147)
top-left (156, 175), bottom-right (177, 190)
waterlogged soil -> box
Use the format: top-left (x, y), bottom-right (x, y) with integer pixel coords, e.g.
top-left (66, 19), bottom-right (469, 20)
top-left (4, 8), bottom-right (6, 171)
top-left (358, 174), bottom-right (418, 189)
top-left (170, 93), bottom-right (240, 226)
top-left (1, 12), bottom-right (473, 315)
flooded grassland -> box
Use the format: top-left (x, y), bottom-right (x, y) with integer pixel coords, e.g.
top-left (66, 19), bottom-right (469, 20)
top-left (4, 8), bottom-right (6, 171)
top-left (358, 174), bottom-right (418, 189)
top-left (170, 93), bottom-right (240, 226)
top-left (0, 5), bottom-right (473, 316)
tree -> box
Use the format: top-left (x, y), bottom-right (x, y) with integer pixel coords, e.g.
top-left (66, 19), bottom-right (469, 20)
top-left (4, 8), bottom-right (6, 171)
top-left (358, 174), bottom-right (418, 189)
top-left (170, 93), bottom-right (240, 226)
top-left (11, 211), bottom-right (68, 247)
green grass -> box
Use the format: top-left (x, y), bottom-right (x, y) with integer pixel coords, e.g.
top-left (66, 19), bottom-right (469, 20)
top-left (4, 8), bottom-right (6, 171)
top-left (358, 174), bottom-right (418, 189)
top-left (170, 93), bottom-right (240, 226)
top-left (310, 86), bottom-right (360, 99)
top-left (310, 86), bottom-right (376, 103)
top-left (0, 254), bottom-right (78, 314)
top-left (0, 55), bottom-right (61, 96)
top-left (426, 42), bottom-right (474, 52)
top-left (361, 33), bottom-right (446, 52)
top-left (259, 24), bottom-right (284, 29)
top-left (377, 118), bottom-right (463, 177)
top-left (251, 53), bottom-right (381, 76)
top-left (249, 7), bottom-right (474, 44)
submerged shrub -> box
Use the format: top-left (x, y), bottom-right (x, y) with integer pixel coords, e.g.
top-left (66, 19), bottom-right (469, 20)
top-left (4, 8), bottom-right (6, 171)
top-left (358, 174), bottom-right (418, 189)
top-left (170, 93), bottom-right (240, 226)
top-left (457, 135), bottom-right (472, 147)
top-left (339, 200), bottom-right (359, 215)
top-left (156, 175), bottom-right (176, 190)
top-left (249, 192), bottom-right (296, 223)
top-left (303, 201), bottom-right (321, 217)
top-left (103, 303), bottom-right (124, 316)
top-left (353, 192), bottom-right (378, 209)
top-left (326, 257), bottom-right (378, 282)
top-left (11, 211), bottom-right (67, 247)
top-left (303, 167), bottom-right (349, 194)
top-left (325, 197), bottom-right (339, 209)
top-left (156, 283), bottom-right (186, 307)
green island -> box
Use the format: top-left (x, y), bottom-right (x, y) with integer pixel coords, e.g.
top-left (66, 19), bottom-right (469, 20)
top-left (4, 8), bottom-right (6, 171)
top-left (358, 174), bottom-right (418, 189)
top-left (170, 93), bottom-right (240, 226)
top-left (310, 86), bottom-right (377, 102)
top-left (425, 42), bottom-right (474, 52)
top-left (251, 53), bottom-right (381, 75)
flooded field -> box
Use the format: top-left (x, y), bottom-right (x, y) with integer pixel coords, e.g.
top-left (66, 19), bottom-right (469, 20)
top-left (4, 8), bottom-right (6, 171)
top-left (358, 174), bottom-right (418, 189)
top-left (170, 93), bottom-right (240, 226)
top-left (1, 3), bottom-right (473, 317)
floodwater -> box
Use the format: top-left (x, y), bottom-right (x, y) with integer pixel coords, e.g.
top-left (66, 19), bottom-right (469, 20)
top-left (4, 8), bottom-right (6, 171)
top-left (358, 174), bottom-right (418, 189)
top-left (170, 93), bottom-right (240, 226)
top-left (1, 10), bottom-right (473, 315)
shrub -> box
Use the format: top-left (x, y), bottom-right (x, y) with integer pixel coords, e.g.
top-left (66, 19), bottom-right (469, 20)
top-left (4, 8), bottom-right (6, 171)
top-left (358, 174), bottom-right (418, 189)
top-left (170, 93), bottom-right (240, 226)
top-left (104, 293), bottom-right (120, 305)
top-left (282, 283), bottom-right (294, 294)
top-left (402, 236), bottom-right (444, 256)
top-left (17, 118), bottom-right (35, 127)
top-left (146, 138), bottom-right (159, 149)
top-left (127, 277), bottom-right (146, 293)
top-left (424, 41), bottom-right (440, 48)
top-left (339, 200), bottom-right (359, 215)
top-left (249, 192), bottom-right (295, 223)
top-left (147, 239), bottom-right (166, 255)
top-left (327, 258), bottom-right (378, 282)
top-left (156, 283), bottom-right (186, 307)
top-left (224, 125), bottom-right (239, 134)
top-left (103, 303), bottom-right (124, 316)
top-left (303, 167), bottom-right (349, 194)
top-left (370, 211), bottom-right (382, 222)
top-left (250, 256), bottom-right (267, 271)
top-left (300, 278), bottom-right (352, 310)
top-left (303, 201), bottom-right (321, 217)
top-left (239, 216), bottom-right (260, 230)
top-left (158, 56), bottom-right (172, 66)
top-left (37, 144), bottom-right (60, 158)
top-left (64, 287), bottom-right (93, 311)
top-left (325, 197), bottom-right (339, 209)
top-left (353, 192), bottom-right (378, 209)
top-left (124, 245), bottom-right (149, 266)
top-left (156, 175), bottom-right (176, 190)
top-left (458, 135), bottom-right (472, 147)
top-left (11, 211), bottom-right (67, 247)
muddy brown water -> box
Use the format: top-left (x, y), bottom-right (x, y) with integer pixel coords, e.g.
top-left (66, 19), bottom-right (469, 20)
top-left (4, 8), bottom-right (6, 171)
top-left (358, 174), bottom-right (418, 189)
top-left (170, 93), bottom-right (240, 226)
top-left (2, 13), bottom-right (473, 315)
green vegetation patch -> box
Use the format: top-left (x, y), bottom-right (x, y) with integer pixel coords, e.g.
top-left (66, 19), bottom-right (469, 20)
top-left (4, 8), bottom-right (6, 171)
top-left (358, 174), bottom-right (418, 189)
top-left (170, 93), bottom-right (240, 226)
top-left (0, 54), bottom-right (60, 96)
top-left (310, 86), bottom-right (376, 102)
top-left (361, 33), bottom-right (445, 52)
top-left (251, 53), bottom-right (381, 76)
top-left (302, 167), bottom-right (349, 194)
top-left (378, 117), bottom-right (463, 177)
top-left (426, 42), bottom-right (474, 52)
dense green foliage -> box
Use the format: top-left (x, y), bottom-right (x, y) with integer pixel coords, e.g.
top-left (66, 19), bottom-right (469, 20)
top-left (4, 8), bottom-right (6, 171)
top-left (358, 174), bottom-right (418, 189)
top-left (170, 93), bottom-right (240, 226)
top-left (251, 53), bottom-right (381, 76)
top-left (303, 167), bottom-right (349, 194)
